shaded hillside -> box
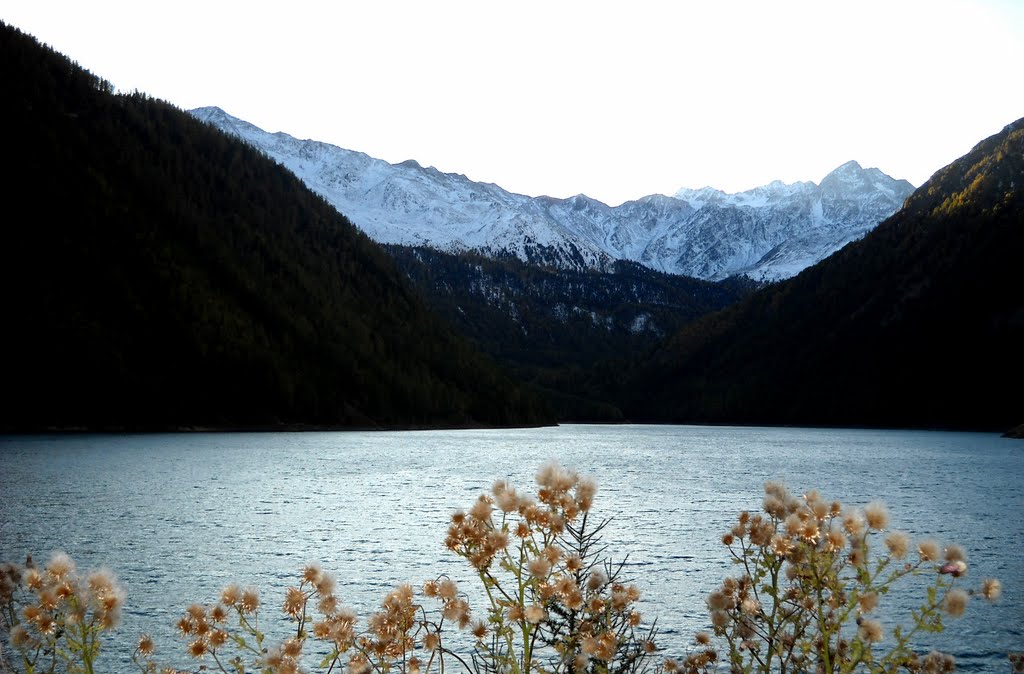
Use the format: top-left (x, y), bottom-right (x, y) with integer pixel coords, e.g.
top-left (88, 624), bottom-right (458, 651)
top-left (0, 22), bottom-right (551, 431)
top-left (625, 118), bottom-right (1024, 431)
top-left (387, 246), bottom-right (755, 420)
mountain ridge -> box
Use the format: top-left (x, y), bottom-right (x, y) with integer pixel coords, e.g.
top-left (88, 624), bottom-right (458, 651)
top-left (190, 106), bottom-right (914, 281)
top-left (623, 115), bottom-right (1024, 430)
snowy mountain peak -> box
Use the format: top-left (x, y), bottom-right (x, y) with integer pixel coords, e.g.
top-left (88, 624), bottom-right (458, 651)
top-left (818, 161), bottom-right (915, 204)
top-left (672, 186), bottom-right (726, 210)
top-left (831, 159), bottom-right (864, 173)
top-left (822, 160), bottom-right (873, 187)
top-left (674, 185), bottom-right (725, 200)
top-left (190, 107), bottom-right (915, 281)
top-left (190, 105), bottom-right (229, 120)
top-left (191, 106), bottom-right (250, 135)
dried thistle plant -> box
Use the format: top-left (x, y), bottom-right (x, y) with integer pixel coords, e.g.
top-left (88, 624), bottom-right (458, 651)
top-left (0, 552), bottom-right (125, 674)
top-left (444, 461), bottom-right (655, 674)
top-left (685, 481), bottom-right (1003, 674)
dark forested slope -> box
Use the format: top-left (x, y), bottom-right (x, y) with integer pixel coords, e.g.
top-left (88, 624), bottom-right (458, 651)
top-left (626, 118), bottom-right (1024, 431)
top-left (387, 246), bottom-right (753, 420)
top-left (0, 22), bottom-right (551, 430)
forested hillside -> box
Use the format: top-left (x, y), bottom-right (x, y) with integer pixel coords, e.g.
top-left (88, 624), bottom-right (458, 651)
top-left (0, 22), bottom-right (551, 430)
top-left (388, 246), bottom-right (754, 420)
top-left (624, 117), bottom-right (1024, 431)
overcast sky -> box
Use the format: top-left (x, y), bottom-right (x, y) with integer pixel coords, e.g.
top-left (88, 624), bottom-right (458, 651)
top-left (5, 1), bottom-right (1023, 206)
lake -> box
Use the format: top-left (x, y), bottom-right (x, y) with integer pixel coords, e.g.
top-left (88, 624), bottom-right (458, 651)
top-left (1, 425), bottom-right (1021, 672)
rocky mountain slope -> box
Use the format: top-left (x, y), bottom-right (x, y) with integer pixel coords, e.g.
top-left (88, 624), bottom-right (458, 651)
top-left (191, 107), bottom-right (914, 281)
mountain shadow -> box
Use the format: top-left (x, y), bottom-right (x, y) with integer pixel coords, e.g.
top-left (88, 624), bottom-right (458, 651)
top-left (386, 246), bottom-right (755, 420)
top-left (623, 117), bottom-right (1024, 432)
top-left (0, 22), bottom-right (552, 431)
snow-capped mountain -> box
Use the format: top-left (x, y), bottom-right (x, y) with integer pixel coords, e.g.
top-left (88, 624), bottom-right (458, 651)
top-left (191, 107), bottom-right (914, 281)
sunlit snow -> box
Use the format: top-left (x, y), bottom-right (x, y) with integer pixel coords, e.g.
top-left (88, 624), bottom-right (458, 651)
top-left (191, 107), bottom-right (914, 281)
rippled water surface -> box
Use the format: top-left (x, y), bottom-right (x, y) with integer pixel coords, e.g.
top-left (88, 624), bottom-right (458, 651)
top-left (1, 425), bottom-right (1021, 671)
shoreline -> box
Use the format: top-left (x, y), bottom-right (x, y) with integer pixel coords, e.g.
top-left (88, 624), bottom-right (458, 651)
top-left (2, 419), bottom-right (1021, 437)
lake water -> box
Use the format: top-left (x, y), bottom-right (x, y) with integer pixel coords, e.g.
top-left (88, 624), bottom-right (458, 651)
top-left (1, 425), bottom-right (1021, 672)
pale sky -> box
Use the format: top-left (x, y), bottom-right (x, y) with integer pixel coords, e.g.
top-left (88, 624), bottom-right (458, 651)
top-left (5, 1), bottom-right (1023, 206)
